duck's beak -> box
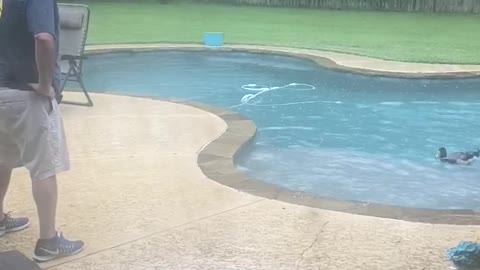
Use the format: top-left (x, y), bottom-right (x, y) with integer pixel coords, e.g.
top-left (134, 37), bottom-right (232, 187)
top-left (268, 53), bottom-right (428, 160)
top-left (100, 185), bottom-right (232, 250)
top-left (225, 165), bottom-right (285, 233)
top-left (435, 153), bottom-right (440, 159)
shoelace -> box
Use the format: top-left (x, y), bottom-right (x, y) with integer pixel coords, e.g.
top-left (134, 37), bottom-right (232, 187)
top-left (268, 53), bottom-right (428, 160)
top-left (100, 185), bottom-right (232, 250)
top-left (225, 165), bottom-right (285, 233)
top-left (1, 211), bottom-right (13, 225)
top-left (57, 232), bottom-right (77, 252)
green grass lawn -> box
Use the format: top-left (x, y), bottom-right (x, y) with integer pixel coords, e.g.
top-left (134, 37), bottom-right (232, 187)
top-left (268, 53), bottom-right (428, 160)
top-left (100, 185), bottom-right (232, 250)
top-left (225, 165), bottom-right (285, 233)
top-left (85, 2), bottom-right (480, 64)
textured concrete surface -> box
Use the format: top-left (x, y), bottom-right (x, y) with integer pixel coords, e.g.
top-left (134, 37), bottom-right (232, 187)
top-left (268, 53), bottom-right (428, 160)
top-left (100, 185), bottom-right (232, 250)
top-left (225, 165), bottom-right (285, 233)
top-left (0, 93), bottom-right (479, 270)
top-left (51, 200), bottom-right (480, 270)
top-left (0, 93), bottom-right (261, 268)
top-left (86, 44), bottom-right (480, 77)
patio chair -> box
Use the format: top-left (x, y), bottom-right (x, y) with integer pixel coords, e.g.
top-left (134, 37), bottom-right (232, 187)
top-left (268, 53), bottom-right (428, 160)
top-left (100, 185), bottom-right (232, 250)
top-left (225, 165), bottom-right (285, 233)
top-left (57, 3), bottom-right (93, 106)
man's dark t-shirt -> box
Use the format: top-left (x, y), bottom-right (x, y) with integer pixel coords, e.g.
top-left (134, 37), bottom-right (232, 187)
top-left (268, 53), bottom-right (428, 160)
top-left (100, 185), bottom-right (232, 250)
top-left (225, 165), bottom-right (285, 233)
top-left (0, 0), bottom-right (61, 92)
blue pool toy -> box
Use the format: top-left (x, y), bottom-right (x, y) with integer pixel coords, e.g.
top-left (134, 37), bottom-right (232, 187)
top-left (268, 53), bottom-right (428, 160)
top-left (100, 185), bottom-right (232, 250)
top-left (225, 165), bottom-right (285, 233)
top-left (203, 32), bottom-right (224, 47)
top-left (448, 241), bottom-right (480, 269)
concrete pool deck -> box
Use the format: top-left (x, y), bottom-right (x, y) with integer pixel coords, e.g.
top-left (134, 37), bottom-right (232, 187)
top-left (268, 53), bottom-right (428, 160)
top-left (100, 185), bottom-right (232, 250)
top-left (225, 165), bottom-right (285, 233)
top-left (1, 92), bottom-right (479, 270)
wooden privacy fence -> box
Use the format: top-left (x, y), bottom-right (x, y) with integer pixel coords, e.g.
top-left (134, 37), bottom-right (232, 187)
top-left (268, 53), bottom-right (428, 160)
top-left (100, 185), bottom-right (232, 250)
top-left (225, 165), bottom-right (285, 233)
top-left (198, 0), bottom-right (480, 13)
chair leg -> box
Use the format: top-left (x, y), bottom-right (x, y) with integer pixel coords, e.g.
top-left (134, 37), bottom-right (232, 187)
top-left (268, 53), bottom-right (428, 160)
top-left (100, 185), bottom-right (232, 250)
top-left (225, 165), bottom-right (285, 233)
top-left (77, 75), bottom-right (93, 107)
top-left (57, 67), bottom-right (73, 104)
top-left (60, 65), bottom-right (94, 107)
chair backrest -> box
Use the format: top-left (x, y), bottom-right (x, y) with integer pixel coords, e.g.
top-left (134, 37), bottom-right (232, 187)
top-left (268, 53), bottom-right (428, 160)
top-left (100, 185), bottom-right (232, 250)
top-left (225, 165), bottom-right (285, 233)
top-left (58, 3), bottom-right (90, 74)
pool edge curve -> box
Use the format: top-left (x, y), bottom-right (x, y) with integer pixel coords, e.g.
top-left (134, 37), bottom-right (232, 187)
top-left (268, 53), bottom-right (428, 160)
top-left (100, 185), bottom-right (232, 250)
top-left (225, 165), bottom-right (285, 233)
top-left (85, 43), bottom-right (480, 79)
top-left (87, 92), bottom-right (480, 226)
top-left (187, 99), bottom-right (480, 226)
top-left (78, 46), bottom-right (480, 225)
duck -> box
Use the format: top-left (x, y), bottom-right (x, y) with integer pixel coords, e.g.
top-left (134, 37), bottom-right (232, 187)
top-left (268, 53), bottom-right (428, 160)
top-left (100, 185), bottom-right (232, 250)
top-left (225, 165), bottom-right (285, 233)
top-left (436, 147), bottom-right (479, 165)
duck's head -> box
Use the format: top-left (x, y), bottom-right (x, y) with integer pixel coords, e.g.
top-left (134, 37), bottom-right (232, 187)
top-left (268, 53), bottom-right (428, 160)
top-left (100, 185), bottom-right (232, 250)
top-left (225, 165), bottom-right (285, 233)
top-left (436, 147), bottom-right (447, 159)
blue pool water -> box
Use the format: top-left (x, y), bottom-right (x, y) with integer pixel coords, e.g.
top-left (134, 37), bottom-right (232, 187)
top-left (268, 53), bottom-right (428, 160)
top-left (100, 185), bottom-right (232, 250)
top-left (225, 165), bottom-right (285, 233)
top-left (82, 51), bottom-right (480, 210)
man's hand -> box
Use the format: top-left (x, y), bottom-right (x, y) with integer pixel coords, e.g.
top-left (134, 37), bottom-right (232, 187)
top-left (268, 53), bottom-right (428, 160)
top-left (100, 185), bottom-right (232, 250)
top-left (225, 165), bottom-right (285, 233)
top-left (29, 83), bottom-right (55, 99)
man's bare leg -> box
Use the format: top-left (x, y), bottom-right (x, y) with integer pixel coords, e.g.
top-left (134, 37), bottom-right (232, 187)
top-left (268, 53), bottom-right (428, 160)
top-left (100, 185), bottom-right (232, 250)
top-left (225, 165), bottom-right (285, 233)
top-left (0, 166), bottom-right (30, 235)
top-left (0, 167), bottom-right (12, 220)
top-left (32, 175), bottom-right (57, 239)
top-left (33, 174), bottom-right (84, 263)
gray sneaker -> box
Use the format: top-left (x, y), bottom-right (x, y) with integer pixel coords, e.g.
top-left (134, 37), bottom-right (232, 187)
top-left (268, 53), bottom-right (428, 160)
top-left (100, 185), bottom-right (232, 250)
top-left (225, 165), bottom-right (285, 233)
top-left (0, 213), bottom-right (30, 236)
top-left (34, 232), bottom-right (85, 263)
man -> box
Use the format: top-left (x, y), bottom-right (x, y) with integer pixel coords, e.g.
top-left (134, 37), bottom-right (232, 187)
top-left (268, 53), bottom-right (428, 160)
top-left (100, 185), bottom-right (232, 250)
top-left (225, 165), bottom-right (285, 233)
top-left (0, 0), bottom-right (84, 262)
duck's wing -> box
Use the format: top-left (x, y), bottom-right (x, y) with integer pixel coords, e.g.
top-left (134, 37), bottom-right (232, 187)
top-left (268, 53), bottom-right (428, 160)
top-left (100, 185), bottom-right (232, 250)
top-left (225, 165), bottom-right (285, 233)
top-left (463, 152), bottom-right (477, 160)
top-left (449, 152), bottom-right (476, 161)
top-left (464, 150), bottom-right (480, 158)
top-left (448, 152), bottom-right (465, 160)
top-left (441, 158), bottom-right (458, 164)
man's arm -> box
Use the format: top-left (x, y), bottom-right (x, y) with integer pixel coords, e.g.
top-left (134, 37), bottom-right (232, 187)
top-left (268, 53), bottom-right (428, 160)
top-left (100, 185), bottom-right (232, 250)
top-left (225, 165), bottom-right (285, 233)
top-left (27, 0), bottom-right (57, 98)
top-left (34, 33), bottom-right (56, 97)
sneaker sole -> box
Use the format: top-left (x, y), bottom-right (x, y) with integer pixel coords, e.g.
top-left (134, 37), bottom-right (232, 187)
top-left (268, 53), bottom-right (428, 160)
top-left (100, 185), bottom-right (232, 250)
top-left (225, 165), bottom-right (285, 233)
top-left (34, 246), bottom-right (84, 263)
top-left (0, 220), bottom-right (31, 236)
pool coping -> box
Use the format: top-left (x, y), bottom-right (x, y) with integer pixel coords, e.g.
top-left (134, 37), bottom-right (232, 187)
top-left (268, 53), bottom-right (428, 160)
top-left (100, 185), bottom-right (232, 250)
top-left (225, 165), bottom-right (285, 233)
top-left (85, 43), bottom-right (480, 79)
top-left (183, 100), bottom-right (480, 226)
top-left (80, 45), bottom-right (480, 225)
top-left (87, 92), bottom-right (480, 226)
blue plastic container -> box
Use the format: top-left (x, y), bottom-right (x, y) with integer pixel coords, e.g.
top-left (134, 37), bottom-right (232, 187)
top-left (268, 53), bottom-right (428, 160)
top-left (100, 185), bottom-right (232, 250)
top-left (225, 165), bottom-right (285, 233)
top-left (204, 32), bottom-right (224, 47)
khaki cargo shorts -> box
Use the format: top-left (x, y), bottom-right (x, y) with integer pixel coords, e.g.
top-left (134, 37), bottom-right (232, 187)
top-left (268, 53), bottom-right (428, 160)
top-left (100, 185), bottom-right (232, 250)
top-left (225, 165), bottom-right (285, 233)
top-left (0, 88), bottom-right (70, 181)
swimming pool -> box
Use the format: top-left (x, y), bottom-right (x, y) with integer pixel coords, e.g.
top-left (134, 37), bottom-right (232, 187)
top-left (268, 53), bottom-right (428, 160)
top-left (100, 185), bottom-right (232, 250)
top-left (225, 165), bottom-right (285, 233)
top-left (82, 50), bottom-right (480, 210)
